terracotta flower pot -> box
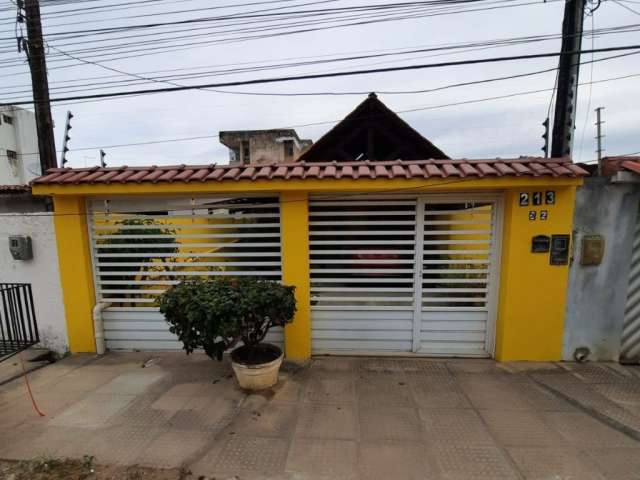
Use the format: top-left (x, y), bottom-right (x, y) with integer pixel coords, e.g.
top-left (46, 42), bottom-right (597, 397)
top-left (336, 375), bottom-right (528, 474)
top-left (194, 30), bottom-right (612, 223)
top-left (230, 343), bottom-right (283, 391)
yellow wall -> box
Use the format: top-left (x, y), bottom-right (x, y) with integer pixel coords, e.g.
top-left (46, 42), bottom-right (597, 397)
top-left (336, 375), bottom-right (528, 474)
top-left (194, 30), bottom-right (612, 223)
top-left (495, 187), bottom-right (577, 361)
top-left (280, 191), bottom-right (311, 361)
top-left (40, 176), bottom-right (581, 361)
top-left (52, 196), bottom-right (97, 353)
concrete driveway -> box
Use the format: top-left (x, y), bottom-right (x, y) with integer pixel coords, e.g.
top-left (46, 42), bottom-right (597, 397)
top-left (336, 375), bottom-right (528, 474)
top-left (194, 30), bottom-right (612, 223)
top-left (1, 352), bottom-right (639, 479)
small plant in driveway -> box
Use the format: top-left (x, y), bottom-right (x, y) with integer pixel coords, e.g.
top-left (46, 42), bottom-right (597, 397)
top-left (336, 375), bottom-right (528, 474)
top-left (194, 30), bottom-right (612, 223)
top-left (159, 277), bottom-right (296, 390)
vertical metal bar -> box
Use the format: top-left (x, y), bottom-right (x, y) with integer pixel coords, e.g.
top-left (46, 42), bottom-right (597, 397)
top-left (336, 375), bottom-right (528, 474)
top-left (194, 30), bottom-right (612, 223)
top-left (14, 286), bottom-right (28, 348)
top-left (86, 199), bottom-right (103, 306)
top-left (27, 284), bottom-right (39, 343)
top-left (0, 286), bottom-right (7, 355)
top-left (6, 286), bottom-right (18, 349)
top-left (484, 198), bottom-right (504, 357)
top-left (22, 285), bottom-right (35, 344)
top-left (411, 199), bottom-right (425, 353)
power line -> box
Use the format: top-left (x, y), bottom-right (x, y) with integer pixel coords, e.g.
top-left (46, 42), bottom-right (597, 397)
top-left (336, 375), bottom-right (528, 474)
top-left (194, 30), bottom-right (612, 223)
top-left (0, 0), bottom-right (554, 74)
top-left (612, 0), bottom-right (640, 14)
top-left (4, 68), bottom-right (640, 157)
top-left (0, 0), bottom-right (516, 41)
top-left (3, 44), bottom-right (640, 106)
top-left (25, 44), bottom-right (634, 101)
top-left (0, 0), bottom-right (550, 62)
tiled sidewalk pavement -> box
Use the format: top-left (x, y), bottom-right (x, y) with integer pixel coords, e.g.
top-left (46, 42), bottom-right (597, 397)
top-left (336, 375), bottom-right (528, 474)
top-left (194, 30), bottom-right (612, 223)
top-left (1, 352), bottom-right (639, 479)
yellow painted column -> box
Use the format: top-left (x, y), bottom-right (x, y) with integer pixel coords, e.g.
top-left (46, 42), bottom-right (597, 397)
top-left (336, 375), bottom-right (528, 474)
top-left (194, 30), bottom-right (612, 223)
top-left (280, 191), bottom-right (311, 361)
top-left (495, 186), bottom-right (577, 361)
top-left (53, 196), bottom-right (97, 353)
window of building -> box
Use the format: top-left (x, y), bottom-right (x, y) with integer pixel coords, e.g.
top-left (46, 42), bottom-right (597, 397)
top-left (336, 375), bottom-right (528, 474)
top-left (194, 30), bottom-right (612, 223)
top-left (241, 140), bottom-right (250, 164)
top-left (283, 140), bottom-right (294, 159)
top-left (6, 150), bottom-right (17, 160)
top-left (2, 114), bottom-right (13, 125)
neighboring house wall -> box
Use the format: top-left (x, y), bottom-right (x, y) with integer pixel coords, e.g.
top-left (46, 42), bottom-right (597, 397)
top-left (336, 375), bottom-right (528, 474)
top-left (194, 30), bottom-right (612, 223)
top-left (220, 130), bottom-right (312, 165)
top-left (0, 106), bottom-right (41, 185)
top-left (563, 177), bottom-right (640, 361)
top-left (0, 196), bottom-right (68, 355)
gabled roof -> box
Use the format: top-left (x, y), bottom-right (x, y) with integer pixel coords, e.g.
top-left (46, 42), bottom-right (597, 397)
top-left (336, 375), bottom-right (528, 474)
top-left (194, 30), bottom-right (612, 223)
top-left (298, 93), bottom-right (448, 162)
top-left (31, 158), bottom-right (586, 186)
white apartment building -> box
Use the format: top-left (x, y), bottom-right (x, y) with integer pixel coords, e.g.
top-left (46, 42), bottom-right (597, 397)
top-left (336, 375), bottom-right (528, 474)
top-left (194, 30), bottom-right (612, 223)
top-left (0, 106), bottom-right (41, 185)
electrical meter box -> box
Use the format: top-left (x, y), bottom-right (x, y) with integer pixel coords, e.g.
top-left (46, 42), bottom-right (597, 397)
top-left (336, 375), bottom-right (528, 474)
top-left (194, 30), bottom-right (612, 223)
top-left (580, 235), bottom-right (605, 266)
top-left (9, 235), bottom-right (33, 261)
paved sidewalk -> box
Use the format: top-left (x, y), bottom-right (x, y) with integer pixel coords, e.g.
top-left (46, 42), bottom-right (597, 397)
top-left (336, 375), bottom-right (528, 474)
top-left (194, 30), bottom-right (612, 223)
top-left (1, 353), bottom-right (639, 479)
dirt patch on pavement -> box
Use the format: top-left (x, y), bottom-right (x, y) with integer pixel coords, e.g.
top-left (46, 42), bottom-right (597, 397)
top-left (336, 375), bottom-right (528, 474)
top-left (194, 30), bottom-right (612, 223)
top-left (0, 457), bottom-right (192, 480)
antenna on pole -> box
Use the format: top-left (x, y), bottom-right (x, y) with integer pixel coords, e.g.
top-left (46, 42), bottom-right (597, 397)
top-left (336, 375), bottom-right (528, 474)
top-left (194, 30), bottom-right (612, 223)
top-left (60, 110), bottom-right (73, 167)
top-left (595, 106), bottom-right (605, 174)
top-left (99, 149), bottom-right (107, 168)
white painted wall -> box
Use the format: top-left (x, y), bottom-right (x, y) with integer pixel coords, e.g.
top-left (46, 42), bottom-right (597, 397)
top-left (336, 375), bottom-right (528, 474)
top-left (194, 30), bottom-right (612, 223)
top-left (0, 106), bottom-right (41, 185)
top-left (0, 213), bottom-right (68, 354)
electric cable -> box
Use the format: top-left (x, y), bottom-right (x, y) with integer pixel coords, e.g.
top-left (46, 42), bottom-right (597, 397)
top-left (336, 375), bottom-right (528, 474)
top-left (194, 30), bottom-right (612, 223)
top-left (3, 44), bottom-right (640, 106)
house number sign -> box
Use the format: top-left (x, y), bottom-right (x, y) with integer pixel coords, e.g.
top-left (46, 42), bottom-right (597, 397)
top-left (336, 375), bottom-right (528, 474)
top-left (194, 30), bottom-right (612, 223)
top-left (519, 191), bottom-right (555, 207)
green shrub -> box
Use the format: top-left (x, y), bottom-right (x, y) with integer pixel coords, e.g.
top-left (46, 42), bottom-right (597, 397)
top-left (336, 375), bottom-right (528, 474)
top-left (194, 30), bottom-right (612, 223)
top-left (158, 277), bottom-right (296, 360)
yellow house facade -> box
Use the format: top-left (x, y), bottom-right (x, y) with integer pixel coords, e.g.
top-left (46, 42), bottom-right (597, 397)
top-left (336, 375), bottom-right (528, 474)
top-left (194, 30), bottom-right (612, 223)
top-left (32, 158), bottom-right (586, 362)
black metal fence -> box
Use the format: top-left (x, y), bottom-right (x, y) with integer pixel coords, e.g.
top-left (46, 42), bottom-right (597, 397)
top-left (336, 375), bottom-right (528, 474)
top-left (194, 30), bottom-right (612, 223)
top-left (0, 283), bottom-right (39, 360)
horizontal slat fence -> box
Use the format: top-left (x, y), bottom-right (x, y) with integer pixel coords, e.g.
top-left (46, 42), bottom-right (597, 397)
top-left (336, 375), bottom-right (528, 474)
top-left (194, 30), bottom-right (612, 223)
top-left (88, 196), bottom-right (283, 350)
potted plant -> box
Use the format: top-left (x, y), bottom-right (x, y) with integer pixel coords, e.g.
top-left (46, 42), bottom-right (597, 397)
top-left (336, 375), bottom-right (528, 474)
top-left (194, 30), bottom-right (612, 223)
top-left (158, 277), bottom-right (296, 390)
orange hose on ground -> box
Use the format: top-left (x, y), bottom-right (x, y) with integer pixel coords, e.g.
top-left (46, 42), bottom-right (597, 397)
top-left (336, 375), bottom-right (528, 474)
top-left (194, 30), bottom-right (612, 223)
top-left (19, 351), bottom-right (46, 417)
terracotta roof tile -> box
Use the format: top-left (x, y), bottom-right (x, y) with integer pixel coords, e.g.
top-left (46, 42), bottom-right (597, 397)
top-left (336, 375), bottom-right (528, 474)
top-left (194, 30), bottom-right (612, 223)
top-left (622, 160), bottom-right (640, 175)
top-left (111, 169), bottom-right (137, 183)
top-left (174, 169), bottom-right (195, 181)
top-left (239, 167), bottom-right (255, 179)
top-left (459, 163), bottom-right (479, 176)
top-left (494, 163), bottom-right (516, 176)
top-left (511, 163), bottom-right (530, 175)
top-left (477, 163), bottom-right (498, 176)
top-left (0, 184), bottom-right (31, 194)
top-left (425, 164), bottom-right (444, 177)
top-left (375, 164), bottom-right (391, 178)
top-left (31, 158), bottom-right (587, 187)
top-left (442, 164), bottom-right (461, 177)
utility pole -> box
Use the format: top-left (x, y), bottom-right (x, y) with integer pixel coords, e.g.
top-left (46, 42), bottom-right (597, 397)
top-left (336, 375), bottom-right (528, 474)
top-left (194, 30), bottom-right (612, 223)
top-left (551, 0), bottom-right (586, 159)
top-left (21, 0), bottom-right (57, 173)
top-left (595, 106), bottom-right (605, 173)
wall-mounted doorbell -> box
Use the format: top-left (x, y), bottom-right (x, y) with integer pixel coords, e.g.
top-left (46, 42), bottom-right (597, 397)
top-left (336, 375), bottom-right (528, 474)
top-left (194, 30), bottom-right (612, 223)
top-left (550, 234), bottom-right (570, 265)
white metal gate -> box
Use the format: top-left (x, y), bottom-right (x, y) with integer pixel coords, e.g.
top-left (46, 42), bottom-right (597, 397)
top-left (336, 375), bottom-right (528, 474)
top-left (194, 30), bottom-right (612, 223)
top-left (309, 195), bottom-right (501, 357)
top-left (88, 195), bottom-right (283, 350)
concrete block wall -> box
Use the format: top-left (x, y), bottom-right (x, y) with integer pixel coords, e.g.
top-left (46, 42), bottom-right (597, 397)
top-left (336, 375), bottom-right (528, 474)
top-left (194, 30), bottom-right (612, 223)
top-left (563, 177), bottom-right (640, 361)
top-left (0, 211), bottom-right (68, 355)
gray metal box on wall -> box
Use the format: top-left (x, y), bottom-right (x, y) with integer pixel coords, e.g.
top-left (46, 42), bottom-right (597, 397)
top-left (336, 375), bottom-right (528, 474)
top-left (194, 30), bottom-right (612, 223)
top-left (9, 235), bottom-right (33, 260)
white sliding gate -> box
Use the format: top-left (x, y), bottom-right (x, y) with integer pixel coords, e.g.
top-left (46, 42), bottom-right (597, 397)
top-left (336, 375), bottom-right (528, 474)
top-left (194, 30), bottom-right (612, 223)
top-left (88, 196), bottom-right (283, 350)
top-left (309, 195), bottom-right (502, 357)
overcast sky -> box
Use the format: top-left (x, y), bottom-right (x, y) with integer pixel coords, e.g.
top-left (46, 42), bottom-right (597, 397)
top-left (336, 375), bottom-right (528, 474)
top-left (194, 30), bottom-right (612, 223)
top-left (0, 0), bottom-right (638, 170)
